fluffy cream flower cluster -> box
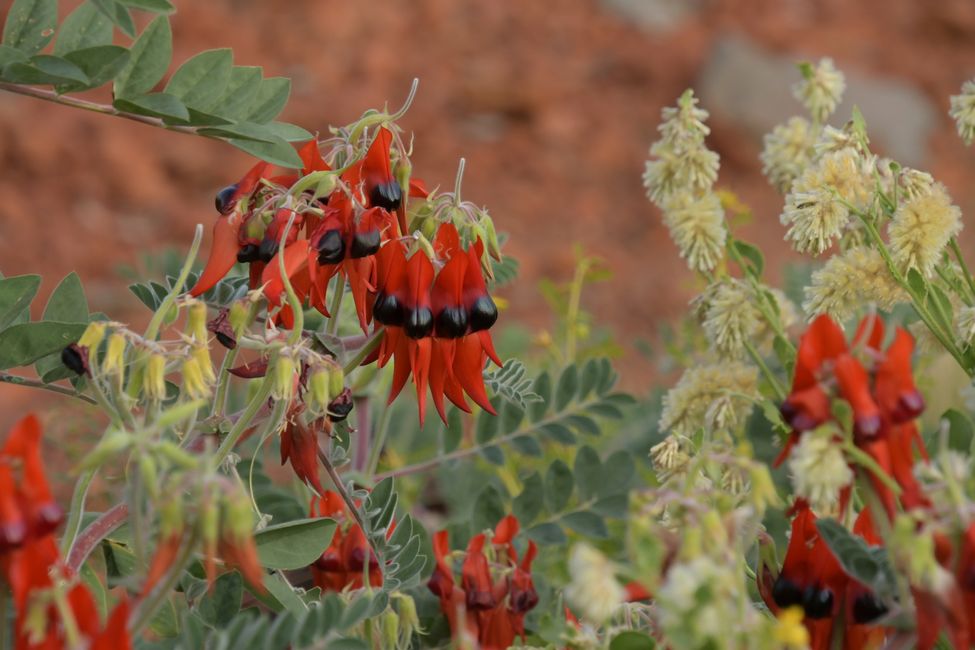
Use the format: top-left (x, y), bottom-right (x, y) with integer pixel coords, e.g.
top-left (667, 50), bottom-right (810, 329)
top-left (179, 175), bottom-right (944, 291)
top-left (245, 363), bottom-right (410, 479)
top-left (644, 90), bottom-right (726, 273)
top-left (787, 425), bottom-right (853, 514)
top-left (695, 280), bottom-right (798, 359)
top-left (659, 362), bottom-right (759, 436)
top-left (793, 58), bottom-right (846, 124)
top-left (804, 246), bottom-right (907, 319)
top-left (950, 79), bottom-right (975, 146)
top-left (564, 544), bottom-right (625, 625)
top-left (761, 117), bottom-right (817, 193)
top-left (888, 183), bottom-right (962, 277)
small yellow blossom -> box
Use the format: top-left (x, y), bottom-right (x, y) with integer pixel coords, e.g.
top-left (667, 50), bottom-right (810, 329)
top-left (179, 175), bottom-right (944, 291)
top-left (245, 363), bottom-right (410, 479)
top-left (564, 544), bottom-right (624, 625)
top-left (761, 117), bottom-right (818, 193)
top-left (793, 58), bottom-right (845, 124)
top-left (804, 247), bottom-right (907, 320)
top-left (650, 435), bottom-right (690, 481)
top-left (661, 191), bottom-right (727, 273)
top-left (888, 183), bottom-right (962, 277)
top-left (774, 607), bottom-right (810, 649)
top-left (787, 425), bottom-right (852, 514)
top-left (699, 280), bottom-right (760, 358)
top-left (897, 167), bottom-right (935, 201)
top-left (781, 187), bottom-right (848, 255)
top-left (659, 362), bottom-right (759, 436)
top-left (949, 79), bottom-right (975, 146)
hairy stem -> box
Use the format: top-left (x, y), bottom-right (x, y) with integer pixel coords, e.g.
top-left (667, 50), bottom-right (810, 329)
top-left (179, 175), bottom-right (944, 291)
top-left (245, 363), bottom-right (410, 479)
top-left (59, 469), bottom-right (96, 556)
top-left (950, 238), bottom-right (975, 303)
top-left (0, 372), bottom-right (96, 404)
top-left (214, 362), bottom-right (278, 464)
top-left (67, 503), bottom-right (129, 571)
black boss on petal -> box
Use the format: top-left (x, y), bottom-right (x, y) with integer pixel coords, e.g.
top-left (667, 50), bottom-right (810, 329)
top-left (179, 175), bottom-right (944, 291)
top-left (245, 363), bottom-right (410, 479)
top-left (258, 238), bottom-right (279, 263)
top-left (435, 306), bottom-right (468, 338)
top-left (852, 592), bottom-right (888, 624)
top-left (61, 344), bottom-right (89, 376)
top-left (317, 229), bottom-right (345, 265)
top-left (237, 243), bottom-right (260, 264)
top-left (350, 230), bottom-right (381, 258)
top-left (771, 576), bottom-right (804, 609)
top-left (328, 388), bottom-right (354, 422)
top-left (468, 295), bottom-right (498, 332)
top-left (373, 292), bottom-right (405, 327)
top-left (405, 307), bottom-right (434, 339)
top-left (215, 184), bottom-right (239, 214)
top-left (802, 586), bottom-right (834, 619)
top-left (369, 180), bottom-right (402, 211)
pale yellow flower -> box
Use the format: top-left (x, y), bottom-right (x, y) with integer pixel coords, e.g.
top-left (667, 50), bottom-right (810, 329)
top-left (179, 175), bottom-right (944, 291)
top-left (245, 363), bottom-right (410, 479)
top-left (888, 183), bottom-right (961, 277)
top-left (780, 187), bottom-right (848, 255)
top-left (650, 435), bottom-right (690, 481)
top-left (661, 191), bottom-right (727, 273)
top-left (659, 362), bottom-right (759, 436)
top-left (699, 280), bottom-right (760, 359)
top-left (774, 607), bottom-right (810, 649)
top-left (804, 247), bottom-right (907, 320)
top-left (950, 79), bottom-right (975, 146)
top-left (761, 117), bottom-right (818, 193)
top-left (793, 58), bottom-right (845, 123)
top-left (564, 544), bottom-right (624, 625)
top-left (787, 425), bottom-right (852, 514)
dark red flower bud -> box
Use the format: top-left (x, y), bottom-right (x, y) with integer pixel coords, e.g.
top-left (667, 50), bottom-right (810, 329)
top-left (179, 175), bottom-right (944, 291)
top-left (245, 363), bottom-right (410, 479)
top-left (61, 343), bottom-right (89, 376)
top-left (215, 184), bottom-right (239, 214)
top-left (207, 309), bottom-right (237, 349)
top-left (328, 387), bottom-right (354, 422)
top-left (236, 243), bottom-right (261, 264)
top-left (317, 229), bottom-right (345, 265)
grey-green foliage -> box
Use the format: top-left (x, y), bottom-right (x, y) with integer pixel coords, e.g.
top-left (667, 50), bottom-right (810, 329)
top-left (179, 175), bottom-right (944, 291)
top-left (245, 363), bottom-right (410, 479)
top-left (0, 0), bottom-right (308, 167)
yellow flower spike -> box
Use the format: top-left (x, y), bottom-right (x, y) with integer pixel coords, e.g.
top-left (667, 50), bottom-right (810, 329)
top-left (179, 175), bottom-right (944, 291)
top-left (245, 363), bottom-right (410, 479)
top-left (144, 353), bottom-right (168, 402)
top-left (102, 332), bottom-right (127, 376)
top-left (774, 607), bottom-right (810, 648)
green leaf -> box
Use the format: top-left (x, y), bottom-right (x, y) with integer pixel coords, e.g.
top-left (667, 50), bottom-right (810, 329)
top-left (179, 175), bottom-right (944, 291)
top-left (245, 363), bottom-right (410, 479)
top-left (214, 65), bottom-right (263, 120)
top-left (475, 403), bottom-right (501, 444)
top-left (545, 460), bottom-right (574, 512)
top-left (509, 435), bottom-right (542, 456)
top-left (34, 273), bottom-right (89, 381)
top-left (578, 358), bottom-right (601, 399)
top-left (117, 0), bottom-right (175, 13)
top-left (539, 422), bottom-right (576, 445)
top-left (0, 274), bottom-right (40, 330)
top-left (442, 407), bottom-right (463, 453)
top-left (254, 518), bottom-right (337, 570)
top-left (113, 15), bottom-right (171, 98)
top-left (906, 268), bottom-right (926, 298)
top-left (525, 522), bottom-right (566, 545)
top-left (561, 511), bottom-right (608, 538)
top-left (80, 562), bottom-right (108, 619)
top-left (90, 0), bottom-right (135, 38)
top-left (2, 0), bottom-right (56, 54)
top-left (264, 121), bottom-right (314, 143)
top-left (500, 400), bottom-right (524, 434)
top-left (114, 92), bottom-right (188, 121)
top-left (54, 2), bottom-right (113, 54)
top-left (528, 371), bottom-right (551, 421)
top-left (0, 44), bottom-right (28, 67)
top-left (573, 446), bottom-right (602, 501)
top-left (816, 518), bottom-right (895, 598)
top-left (196, 571), bottom-right (242, 627)
top-left (599, 451), bottom-right (635, 497)
top-left (198, 121), bottom-right (279, 143)
top-left (610, 631), bottom-right (656, 650)
top-left (941, 408), bottom-right (974, 453)
top-left (591, 494), bottom-right (628, 518)
top-left (260, 573), bottom-right (306, 615)
top-left (513, 472), bottom-right (544, 524)
top-left (245, 76), bottom-right (290, 123)
top-left (472, 485), bottom-right (505, 533)
top-left (220, 134), bottom-right (303, 168)
top-left (0, 322), bottom-right (88, 370)
top-left (3, 55), bottom-right (90, 85)
top-left (165, 48), bottom-right (232, 112)
top-left (555, 364), bottom-right (579, 411)
top-left (733, 239), bottom-right (765, 277)
top-left (62, 45), bottom-right (129, 88)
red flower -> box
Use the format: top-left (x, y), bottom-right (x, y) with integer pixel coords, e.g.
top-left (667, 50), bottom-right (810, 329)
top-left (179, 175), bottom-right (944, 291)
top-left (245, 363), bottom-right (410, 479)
top-left (427, 515), bottom-right (539, 649)
top-left (308, 492), bottom-right (384, 592)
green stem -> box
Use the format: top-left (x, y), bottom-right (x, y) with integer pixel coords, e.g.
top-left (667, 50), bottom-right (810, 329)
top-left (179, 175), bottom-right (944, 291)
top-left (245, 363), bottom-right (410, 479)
top-left (213, 360), bottom-right (278, 464)
top-left (343, 330), bottom-right (383, 374)
top-left (59, 468), bottom-right (95, 555)
top-left (844, 443), bottom-right (902, 498)
top-left (129, 467), bottom-right (147, 569)
top-left (277, 213), bottom-right (304, 346)
top-left (726, 237), bottom-right (795, 355)
top-left (744, 340), bottom-right (786, 402)
top-left (950, 238), bottom-right (975, 302)
top-left (564, 258), bottom-right (591, 363)
top-left (326, 278), bottom-right (347, 336)
top-left (365, 400), bottom-right (393, 477)
top-left (0, 372), bottom-right (96, 404)
top-left (144, 225), bottom-right (204, 341)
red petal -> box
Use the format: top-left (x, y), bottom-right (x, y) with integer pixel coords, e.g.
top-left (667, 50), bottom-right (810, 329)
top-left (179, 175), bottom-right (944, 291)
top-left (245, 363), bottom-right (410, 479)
top-left (189, 217), bottom-right (240, 297)
top-left (492, 514), bottom-right (519, 545)
top-left (792, 314), bottom-right (848, 392)
top-left (835, 353), bottom-right (882, 440)
top-left (454, 335), bottom-right (496, 414)
top-left (298, 139), bottom-right (330, 173)
top-left (235, 161), bottom-right (271, 198)
top-left (411, 337), bottom-right (433, 426)
top-left (262, 240), bottom-right (311, 307)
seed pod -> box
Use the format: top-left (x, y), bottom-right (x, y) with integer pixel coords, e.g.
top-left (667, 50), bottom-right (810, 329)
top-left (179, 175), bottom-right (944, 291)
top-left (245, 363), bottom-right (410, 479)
top-left (272, 356), bottom-right (296, 403)
top-left (307, 368), bottom-right (331, 414)
top-left (145, 353), bottom-right (168, 402)
top-left (159, 491), bottom-right (184, 538)
top-left (223, 488), bottom-right (255, 541)
top-left (200, 493), bottom-right (220, 583)
top-left (314, 172), bottom-right (337, 200)
top-left (380, 609), bottom-right (400, 649)
top-left (328, 365), bottom-right (345, 397)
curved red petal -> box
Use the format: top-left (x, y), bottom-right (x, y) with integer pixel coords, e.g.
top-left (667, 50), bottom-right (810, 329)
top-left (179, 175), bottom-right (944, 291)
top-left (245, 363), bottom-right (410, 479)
top-left (189, 217), bottom-right (240, 297)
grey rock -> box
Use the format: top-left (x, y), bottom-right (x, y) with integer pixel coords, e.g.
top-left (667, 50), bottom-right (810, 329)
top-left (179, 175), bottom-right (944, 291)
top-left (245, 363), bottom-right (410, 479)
top-left (697, 34), bottom-right (937, 166)
top-left (601, 0), bottom-right (703, 32)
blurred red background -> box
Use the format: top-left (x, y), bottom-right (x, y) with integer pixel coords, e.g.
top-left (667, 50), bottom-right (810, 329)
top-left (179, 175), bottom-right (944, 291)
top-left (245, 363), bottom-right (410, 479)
top-left (2, 0), bottom-right (975, 427)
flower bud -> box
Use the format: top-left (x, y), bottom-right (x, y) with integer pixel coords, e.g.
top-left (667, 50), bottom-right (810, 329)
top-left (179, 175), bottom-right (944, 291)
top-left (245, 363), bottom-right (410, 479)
top-left (159, 491), bottom-right (184, 538)
top-left (380, 609), bottom-right (401, 649)
top-left (223, 487), bottom-right (255, 542)
top-left (186, 300), bottom-right (208, 342)
top-left (155, 441), bottom-right (198, 469)
top-left (200, 493), bottom-right (220, 583)
top-left (392, 592), bottom-right (420, 637)
top-left (181, 355), bottom-right (211, 400)
top-left (193, 346), bottom-right (216, 384)
top-left (78, 322), bottom-right (107, 349)
top-left (139, 455), bottom-right (160, 500)
top-left (102, 333), bottom-right (127, 376)
top-left (314, 172), bottom-right (337, 199)
top-left (142, 353), bottom-right (167, 401)
top-left (479, 215), bottom-right (502, 261)
top-left (329, 365), bottom-right (345, 398)
top-left (271, 356), bottom-right (296, 403)
top-left (78, 429), bottom-right (131, 470)
top-left (307, 368), bottom-right (332, 415)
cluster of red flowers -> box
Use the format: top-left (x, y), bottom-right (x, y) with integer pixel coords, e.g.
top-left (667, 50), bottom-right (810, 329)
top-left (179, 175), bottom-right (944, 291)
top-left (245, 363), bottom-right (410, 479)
top-left (190, 128), bottom-right (501, 425)
top-left (1, 415), bottom-right (131, 650)
top-left (427, 515), bottom-right (539, 650)
top-left (308, 491), bottom-right (384, 592)
top-left (764, 314), bottom-right (975, 648)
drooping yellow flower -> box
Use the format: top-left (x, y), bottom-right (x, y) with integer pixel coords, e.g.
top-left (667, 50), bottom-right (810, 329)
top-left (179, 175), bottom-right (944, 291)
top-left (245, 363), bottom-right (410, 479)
top-left (774, 607), bottom-right (810, 648)
top-left (888, 183), bottom-right (962, 277)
